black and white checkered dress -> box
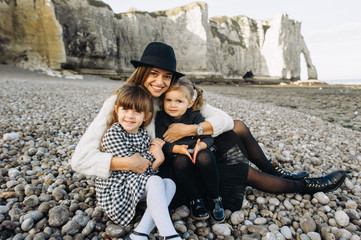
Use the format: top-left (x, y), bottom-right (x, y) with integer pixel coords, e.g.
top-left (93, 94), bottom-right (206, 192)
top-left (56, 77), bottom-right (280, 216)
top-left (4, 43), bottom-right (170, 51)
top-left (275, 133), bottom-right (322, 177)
top-left (95, 122), bottom-right (156, 225)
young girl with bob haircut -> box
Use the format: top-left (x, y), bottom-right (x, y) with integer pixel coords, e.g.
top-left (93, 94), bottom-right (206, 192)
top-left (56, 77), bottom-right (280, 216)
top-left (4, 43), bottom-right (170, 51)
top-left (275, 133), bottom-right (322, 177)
top-left (96, 83), bottom-right (181, 240)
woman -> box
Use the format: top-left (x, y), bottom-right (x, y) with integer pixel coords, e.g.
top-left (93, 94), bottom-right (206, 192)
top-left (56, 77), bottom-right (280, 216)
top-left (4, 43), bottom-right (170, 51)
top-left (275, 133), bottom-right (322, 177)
top-left (71, 42), bottom-right (346, 223)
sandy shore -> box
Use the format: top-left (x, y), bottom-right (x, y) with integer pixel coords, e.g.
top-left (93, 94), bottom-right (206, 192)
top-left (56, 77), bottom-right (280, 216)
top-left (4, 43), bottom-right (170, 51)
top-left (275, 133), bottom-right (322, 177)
top-left (1, 65), bottom-right (361, 239)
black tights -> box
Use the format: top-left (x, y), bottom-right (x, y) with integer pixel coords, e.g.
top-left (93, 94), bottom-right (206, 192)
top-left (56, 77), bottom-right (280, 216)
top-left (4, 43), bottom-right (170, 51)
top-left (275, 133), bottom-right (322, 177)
top-left (247, 167), bottom-right (303, 193)
top-left (233, 120), bottom-right (303, 193)
top-left (233, 120), bottom-right (279, 175)
top-left (173, 149), bottom-right (219, 200)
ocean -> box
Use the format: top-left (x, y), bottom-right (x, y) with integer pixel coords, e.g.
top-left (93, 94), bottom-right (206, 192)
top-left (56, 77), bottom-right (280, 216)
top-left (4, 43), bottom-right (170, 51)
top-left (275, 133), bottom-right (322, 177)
top-left (323, 79), bottom-right (361, 85)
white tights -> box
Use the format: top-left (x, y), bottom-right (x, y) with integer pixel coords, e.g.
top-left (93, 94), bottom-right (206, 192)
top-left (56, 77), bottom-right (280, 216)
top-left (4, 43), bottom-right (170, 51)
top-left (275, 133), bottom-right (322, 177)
top-left (131, 176), bottom-right (180, 240)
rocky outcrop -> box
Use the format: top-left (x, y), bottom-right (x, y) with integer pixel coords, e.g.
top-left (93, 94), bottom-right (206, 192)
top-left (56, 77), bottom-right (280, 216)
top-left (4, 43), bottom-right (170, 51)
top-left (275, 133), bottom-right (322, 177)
top-left (0, 0), bottom-right (65, 70)
top-left (0, 0), bottom-right (317, 81)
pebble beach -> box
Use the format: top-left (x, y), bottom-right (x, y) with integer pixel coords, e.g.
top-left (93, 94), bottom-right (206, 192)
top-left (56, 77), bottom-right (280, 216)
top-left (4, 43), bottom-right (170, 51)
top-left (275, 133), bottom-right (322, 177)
top-left (1, 64), bottom-right (361, 240)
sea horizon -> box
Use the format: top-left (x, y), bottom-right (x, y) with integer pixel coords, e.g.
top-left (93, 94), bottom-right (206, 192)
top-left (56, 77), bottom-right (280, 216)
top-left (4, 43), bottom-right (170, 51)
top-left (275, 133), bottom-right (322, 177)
top-left (322, 79), bottom-right (361, 85)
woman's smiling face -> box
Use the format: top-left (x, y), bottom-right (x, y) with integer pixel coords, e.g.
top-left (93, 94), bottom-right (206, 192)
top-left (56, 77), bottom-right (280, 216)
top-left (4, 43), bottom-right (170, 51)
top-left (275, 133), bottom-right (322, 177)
top-left (143, 67), bottom-right (173, 97)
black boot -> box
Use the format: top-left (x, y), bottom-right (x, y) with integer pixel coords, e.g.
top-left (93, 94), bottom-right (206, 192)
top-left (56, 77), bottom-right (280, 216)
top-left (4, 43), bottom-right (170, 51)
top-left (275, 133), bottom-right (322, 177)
top-left (190, 198), bottom-right (209, 220)
top-left (210, 196), bottom-right (225, 223)
top-left (272, 162), bottom-right (309, 180)
top-left (302, 170), bottom-right (346, 195)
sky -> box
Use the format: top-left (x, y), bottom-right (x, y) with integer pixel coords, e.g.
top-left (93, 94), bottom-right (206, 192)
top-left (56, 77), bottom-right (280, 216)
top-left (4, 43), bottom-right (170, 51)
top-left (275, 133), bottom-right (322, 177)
top-left (102, 0), bottom-right (361, 81)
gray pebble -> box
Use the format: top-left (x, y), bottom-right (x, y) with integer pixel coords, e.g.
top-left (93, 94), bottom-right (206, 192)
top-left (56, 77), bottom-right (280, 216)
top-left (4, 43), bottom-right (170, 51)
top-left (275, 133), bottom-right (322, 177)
top-left (174, 205), bottom-right (190, 218)
top-left (105, 224), bottom-right (126, 238)
top-left (81, 219), bottom-right (95, 236)
top-left (61, 220), bottom-right (81, 235)
top-left (230, 210), bottom-right (244, 225)
top-left (247, 225), bottom-right (268, 235)
top-left (212, 224), bottom-right (231, 236)
top-left (350, 236), bottom-right (360, 240)
top-left (24, 184), bottom-right (39, 196)
top-left (307, 232), bottom-right (321, 240)
top-left (3, 132), bottom-right (20, 141)
top-left (174, 221), bottom-right (187, 233)
top-left (300, 234), bottom-right (310, 240)
top-left (33, 232), bottom-right (46, 240)
top-left (0, 205), bottom-right (10, 214)
top-left (52, 187), bottom-right (67, 201)
top-left (23, 195), bottom-right (39, 207)
top-left (262, 232), bottom-right (276, 240)
top-left (28, 148), bottom-right (38, 156)
top-left (314, 192), bottom-right (330, 204)
top-left (242, 233), bottom-right (262, 240)
top-left (72, 214), bottom-right (90, 227)
top-left (254, 217), bottom-right (267, 225)
top-left (269, 197), bottom-right (280, 206)
top-left (322, 232), bottom-right (335, 240)
top-left (300, 215), bottom-right (316, 233)
top-left (280, 226), bottom-right (292, 239)
top-left (21, 217), bottom-right (34, 231)
top-left (23, 210), bottom-right (43, 222)
top-left (48, 205), bottom-right (69, 227)
top-left (283, 199), bottom-right (294, 210)
top-left (8, 168), bottom-right (20, 179)
top-left (335, 210), bottom-right (350, 227)
top-left (345, 200), bottom-right (357, 209)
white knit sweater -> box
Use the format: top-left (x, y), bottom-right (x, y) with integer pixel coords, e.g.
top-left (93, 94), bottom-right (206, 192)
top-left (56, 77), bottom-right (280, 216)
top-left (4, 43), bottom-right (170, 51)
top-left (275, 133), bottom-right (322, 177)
top-left (71, 94), bottom-right (234, 179)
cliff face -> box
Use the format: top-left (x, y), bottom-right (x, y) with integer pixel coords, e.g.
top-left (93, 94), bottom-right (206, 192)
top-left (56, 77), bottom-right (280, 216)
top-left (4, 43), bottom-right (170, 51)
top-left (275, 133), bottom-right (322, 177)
top-left (0, 0), bottom-right (317, 81)
top-left (51, 0), bottom-right (213, 77)
top-left (0, 0), bottom-right (65, 70)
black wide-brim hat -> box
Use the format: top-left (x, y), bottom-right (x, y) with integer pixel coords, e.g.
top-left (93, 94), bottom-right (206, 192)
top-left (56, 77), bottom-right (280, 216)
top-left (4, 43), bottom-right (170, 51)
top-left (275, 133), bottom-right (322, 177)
top-left (130, 42), bottom-right (185, 78)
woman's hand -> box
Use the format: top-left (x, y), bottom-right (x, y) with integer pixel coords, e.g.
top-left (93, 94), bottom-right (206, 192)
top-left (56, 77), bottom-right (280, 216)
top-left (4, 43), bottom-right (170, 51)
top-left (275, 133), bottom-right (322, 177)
top-left (127, 153), bottom-right (152, 174)
top-left (110, 154), bottom-right (151, 173)
top-left (163, 123), bottom-right (194, 143)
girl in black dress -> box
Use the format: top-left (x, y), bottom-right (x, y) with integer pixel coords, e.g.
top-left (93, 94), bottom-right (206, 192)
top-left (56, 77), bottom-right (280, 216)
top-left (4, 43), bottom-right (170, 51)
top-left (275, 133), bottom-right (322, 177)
top-left (156, 78), bottom-right (225, 222)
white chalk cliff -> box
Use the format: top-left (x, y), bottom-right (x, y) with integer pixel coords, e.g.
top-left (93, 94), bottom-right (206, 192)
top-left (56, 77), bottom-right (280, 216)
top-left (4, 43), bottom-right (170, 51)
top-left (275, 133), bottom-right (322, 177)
top-left (0, 0), bottom-right (317, 81)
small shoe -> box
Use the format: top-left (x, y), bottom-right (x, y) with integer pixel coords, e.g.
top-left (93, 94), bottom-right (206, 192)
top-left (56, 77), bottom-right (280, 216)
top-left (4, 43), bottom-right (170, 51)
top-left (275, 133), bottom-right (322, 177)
top-left (302, 170), bottom-right (346, 195)
top-left (272, 162), bottom-right (309, 180)
top-left (158, 233), bottom-right (181, 240)
top-left (124, 230), bottom-right (149, 240)
top-left (190, 198), bottom-right (209, 220)
top-left (210, 196), bottom-right (225, 223)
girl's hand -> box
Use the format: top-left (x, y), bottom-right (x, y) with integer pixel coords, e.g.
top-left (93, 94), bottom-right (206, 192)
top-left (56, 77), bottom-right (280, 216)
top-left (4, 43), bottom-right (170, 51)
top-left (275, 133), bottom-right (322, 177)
top-left (192, 139), bottom-right (201, 163)
top-left (151, 138), bottom-right (165, 148)
top-left (150, 138), bottom-right (165, 161)
top-left (128, 153), bottom-right (152, 174)
top-left (150, 138), bottom-right (165, 170)
top-left (192, 139), bottom-right (207, 164)
top-left (163, 123), bottom-right (194, 143)
top-left (149, 145), bottom-right (165, 163)
top-left (173, 145), bottom-right (193, 161)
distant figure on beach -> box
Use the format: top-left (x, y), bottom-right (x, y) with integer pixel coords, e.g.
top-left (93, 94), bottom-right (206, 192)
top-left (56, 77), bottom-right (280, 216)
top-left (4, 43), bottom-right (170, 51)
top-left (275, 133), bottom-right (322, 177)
top-left (155, 78), bottom-right (225, 222)
top-left (96, 84), bottom-right (180, 239)
top-left (71, 42), bottom-right (346, 235)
